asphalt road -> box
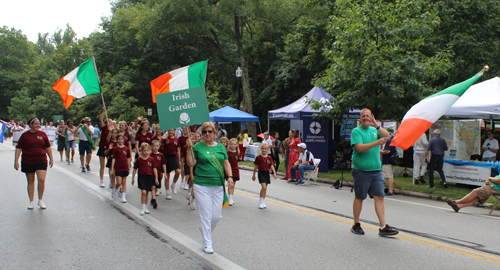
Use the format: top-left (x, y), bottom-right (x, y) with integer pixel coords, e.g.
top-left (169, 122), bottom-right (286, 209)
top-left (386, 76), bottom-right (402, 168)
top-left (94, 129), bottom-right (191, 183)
top-left (2, 138), bottom-right (500, 269)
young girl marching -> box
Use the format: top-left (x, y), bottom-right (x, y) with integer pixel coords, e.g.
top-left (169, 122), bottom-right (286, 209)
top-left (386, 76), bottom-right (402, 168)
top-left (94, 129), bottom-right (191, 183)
top-left (104, 128), bottom-right (118, 198)
top-left (227, 138), bottom-right (240, 206)
top-left (150, 140), bottom-right (167, 206)
top-left (110, 134), bottom-right (131, 202)
top-left (132, 143), bottom-right (159, 215)
top-left (252, 143), bottom-right (277, 209)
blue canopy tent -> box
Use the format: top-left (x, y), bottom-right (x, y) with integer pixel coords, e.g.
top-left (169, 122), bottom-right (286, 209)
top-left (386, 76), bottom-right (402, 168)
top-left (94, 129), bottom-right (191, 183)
top-left (209, 106), bottom-right (262, 133)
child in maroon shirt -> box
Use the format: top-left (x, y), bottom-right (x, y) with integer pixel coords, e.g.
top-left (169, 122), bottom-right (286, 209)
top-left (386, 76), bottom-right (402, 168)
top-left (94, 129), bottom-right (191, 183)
top-left (227, 138), bottom-right (240, 206)
top-left (252, 143), bottom-right (277, 209)
top-left (111, 134), bottom-right (131, 203)
top-left (150, 140), bottom-right (167, 202)
top-left (132, 143), bottom-right (158, 215)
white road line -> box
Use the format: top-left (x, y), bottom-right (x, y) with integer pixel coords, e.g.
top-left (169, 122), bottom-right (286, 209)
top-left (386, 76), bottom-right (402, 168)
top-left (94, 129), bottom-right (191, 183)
top-left (53, 164), bottom-right (245, 270)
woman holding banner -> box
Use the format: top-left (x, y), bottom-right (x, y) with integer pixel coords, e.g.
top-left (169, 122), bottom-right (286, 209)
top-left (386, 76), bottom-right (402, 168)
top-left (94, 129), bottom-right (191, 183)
top-left (186, 122), bottom-right (233, 254)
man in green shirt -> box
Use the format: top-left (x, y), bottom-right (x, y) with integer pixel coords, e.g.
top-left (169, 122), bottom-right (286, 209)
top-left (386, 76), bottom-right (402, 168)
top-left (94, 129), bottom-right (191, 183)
top-left (447, 176), bottom-right (500, 212)
top-left (350, 108), bottom-right (399, 236)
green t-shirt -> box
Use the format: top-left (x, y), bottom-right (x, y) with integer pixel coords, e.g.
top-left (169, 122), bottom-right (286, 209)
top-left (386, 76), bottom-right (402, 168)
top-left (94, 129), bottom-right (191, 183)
top-left (351, 126), bottom-right (381, 171)
top-left (193, 142), bottom-right (228, 186)
top-left (492, 175), bottom-right (500, 192)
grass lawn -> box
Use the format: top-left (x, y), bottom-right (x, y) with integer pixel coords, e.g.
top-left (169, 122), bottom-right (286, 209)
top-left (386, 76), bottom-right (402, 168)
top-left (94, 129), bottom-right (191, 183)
top-left (238, 161), bottom-right (499, 205)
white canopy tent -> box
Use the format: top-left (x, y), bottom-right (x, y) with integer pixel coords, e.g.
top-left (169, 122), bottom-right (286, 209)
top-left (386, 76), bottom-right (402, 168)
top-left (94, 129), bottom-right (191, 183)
top-left (445, 77), bottom-right (500, 119)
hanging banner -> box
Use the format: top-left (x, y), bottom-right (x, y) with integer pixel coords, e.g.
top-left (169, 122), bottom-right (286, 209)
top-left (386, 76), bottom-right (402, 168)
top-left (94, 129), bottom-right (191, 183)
top-left (156, 86), bottom-right (210, 130)
top-left (302, 116), bottom-right (328, 173)
top-left (340, 120), bottom-right (356, 141)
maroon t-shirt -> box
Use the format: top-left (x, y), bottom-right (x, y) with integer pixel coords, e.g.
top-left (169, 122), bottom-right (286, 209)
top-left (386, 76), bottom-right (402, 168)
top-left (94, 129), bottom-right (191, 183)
top-left (17, 130), bottom-right (51, 164)
top-left (150, 152), bottom-right (167, 173)
top-left (179, 136), bottom-right (188, 150)
top-left (254, 155), bottom-right (274, 172)
top-left (122, 132), bottom-right (131, 146)
top-left (99, 125), bottom-right (111, 148)
top-left (162, 137), bottom-right (179, 155)
top-left (111, 146), bottom-right (131, 172)
top-left (181, 145), bottom-right (188, 159)
top-left (135, 131), bottom-right (153, 148)
top-left (227, 150), bottom-right (240, 177)
top-left (134, 156), bottom-right (157, 175)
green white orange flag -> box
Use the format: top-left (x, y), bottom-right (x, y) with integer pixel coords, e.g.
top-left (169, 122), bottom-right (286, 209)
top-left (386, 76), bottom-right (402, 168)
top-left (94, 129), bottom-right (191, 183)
top-left (150, 60), bottom-right (207, 103)
top-left (391, 67), bottom-right (488, 150)
top-left (52, 58), bottom-right (101, 109)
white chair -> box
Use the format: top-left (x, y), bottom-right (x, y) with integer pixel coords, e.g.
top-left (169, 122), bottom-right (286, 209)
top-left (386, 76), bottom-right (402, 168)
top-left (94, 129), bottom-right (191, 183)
top-left (304, 159), bottom-right (321, 185)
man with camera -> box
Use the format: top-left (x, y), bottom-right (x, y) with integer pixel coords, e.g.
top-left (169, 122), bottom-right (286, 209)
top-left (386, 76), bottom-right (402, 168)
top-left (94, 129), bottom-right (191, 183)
top-left (75, 117), bottom-right (94, 172)
top-left (350, 108), bottom-right (399, 236)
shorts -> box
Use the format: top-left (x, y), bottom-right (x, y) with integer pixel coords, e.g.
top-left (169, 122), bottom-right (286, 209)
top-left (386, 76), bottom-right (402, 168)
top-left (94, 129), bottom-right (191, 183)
top-left (382, 164), bottom-right (395, 179)
top-left (79, 140), bottom-right (92, 155)
top-left (21, 162), bottom-right (47, 173)
top-left (138, 174), bottom-right (155, 192)
top-left (66, 140), bottom-right (76, 151)
top-left (352, 169), bottom-right (385, 200)
top-left (165, 154), bottom-right (180, 173)
top-left (57, 140), bottom-right (66, 152)
top-left (115, 171), bottom-right (129, 177)
top-left (97, 147), bottom-right (106, 157)
top-left (258, 170), bottom-right (271, 184)
top-left (105, 157), bottom-right (112, 168)
top-left (476, 184), bottom-right (500, 204)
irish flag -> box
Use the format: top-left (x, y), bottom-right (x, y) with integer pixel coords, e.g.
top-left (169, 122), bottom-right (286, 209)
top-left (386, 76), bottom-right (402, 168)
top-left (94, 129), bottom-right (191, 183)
top-left (150, 60), bottom-right (207, 103)
top-left (52, 58), bottom-right (101, 109)
top-left (391, 68), bottom-right (487, 150)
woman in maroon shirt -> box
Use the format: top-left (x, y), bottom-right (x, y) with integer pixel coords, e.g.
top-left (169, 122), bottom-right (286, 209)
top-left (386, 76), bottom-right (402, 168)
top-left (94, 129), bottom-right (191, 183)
top-left (14, 117), bottom-right (54, 210)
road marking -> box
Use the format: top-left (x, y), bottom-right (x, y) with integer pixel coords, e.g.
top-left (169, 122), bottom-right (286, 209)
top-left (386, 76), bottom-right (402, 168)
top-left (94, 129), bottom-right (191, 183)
top-left (235, 189), bottom-right (500, 265)
top-left (53, 164), bottom-right (245, 270)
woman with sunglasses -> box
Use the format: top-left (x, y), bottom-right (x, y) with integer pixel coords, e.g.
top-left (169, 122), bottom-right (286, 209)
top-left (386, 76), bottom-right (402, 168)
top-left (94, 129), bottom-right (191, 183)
top-left (14, 117), bottom-right (54, 209)
top-left (186, 122), bottom-right (233, 254)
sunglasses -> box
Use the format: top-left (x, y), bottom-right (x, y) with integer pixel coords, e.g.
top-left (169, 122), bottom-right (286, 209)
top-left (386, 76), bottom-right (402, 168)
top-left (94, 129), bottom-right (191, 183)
top-left (202, 130), bottom-right (214, 134)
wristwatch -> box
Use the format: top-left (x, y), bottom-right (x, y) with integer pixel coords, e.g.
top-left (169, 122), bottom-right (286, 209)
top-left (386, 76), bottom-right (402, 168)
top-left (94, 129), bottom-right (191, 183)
top-left (376, 126), bottom-right (381, 130)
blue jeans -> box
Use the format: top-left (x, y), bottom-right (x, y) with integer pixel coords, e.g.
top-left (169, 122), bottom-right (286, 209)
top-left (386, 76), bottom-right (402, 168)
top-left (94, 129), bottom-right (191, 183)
top-left (291, 164), bottom-right (315, 181)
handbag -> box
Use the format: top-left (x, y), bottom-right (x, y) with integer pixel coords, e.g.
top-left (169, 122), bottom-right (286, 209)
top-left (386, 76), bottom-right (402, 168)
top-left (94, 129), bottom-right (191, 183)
top-left (243, 135), bottom-right (249, 147)
top-left (388, 151), bottom-right (399, 165)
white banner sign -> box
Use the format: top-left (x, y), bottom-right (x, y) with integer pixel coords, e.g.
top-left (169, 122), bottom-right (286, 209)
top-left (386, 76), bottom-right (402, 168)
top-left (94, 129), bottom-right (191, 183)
top-left (443, 163), bottom-right (490, 186)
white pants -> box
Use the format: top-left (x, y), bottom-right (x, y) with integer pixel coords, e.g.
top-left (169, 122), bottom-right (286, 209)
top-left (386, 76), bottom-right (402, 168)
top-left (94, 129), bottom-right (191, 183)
top-left (413, 152), bottom-right (427, 180)
top-left (193, 184), bottom-right (224, 248)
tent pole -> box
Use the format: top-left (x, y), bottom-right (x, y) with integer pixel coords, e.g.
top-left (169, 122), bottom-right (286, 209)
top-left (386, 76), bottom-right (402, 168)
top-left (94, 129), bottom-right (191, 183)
top-left (491, 115), bottom-right (495, 131)
top-left (259, 121), bottom-right (263, 133)
top-left (268, 119), bottom-right (270, 134)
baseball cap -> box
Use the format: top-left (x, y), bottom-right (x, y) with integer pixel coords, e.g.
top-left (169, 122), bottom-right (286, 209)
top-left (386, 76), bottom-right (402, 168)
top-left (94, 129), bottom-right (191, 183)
top-left (298, 143), bottom-right (307, 149)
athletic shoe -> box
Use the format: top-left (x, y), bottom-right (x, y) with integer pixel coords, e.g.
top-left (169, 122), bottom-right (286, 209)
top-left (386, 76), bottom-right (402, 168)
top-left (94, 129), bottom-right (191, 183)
top-left (386, 192), bottom-right (395, 197)
top-left (140, 208), bottom-right (145, 215)
top-left (145, 208), bottom-right (150, 214)
top-left (99, 180), bottom-right (105, 188)
top-left (258, 201), bottom-right (265, 209)
top-left (296, 181), bottom-right (305, 185)
top-left (447, 199), bottom-right (460, 212)
top-left (190, 198), bottom-right (196, 210)
top-left (379, 224), bottom-right (399, 236)
top-left (81, 167), bottom-right (86, 173)
top-left (121, 197), bottom-right (127, 203)
top-left (86, 164), bottom-right (91, 171)
top-left (287, 179), bottom-right (297, 183)
top-left (351, 223), bottom-right (364, 235)
top-left (166, 195), bottom-right (172, 200)
top-left (38, 201), bottom-right (47, 209)
top-left (171, 185), bottom-right (177, 195)
top-left (443, 182), bottom-right (448, 188)
top-left (113, 192), bottom-right (118, 199)
top-left (414, 180), bottom-right (419, 185)
top-left (27, 202), bottom-right (35, 210)
top-left (229, 199), bottom-right (234, 206)
top-left (186, 192), bottom-right (191, 200)
top-left (204, 246), bottom-right (214, 254)
top-left (156, 189), bottom-right (160, 196)
top-left (426, 185), bottom-right (435, 189)
top-left (262, 202), bottom-right (267, 209)
top-left (419, 176), bottom-right (426, 184)
top-left (151, 199), bottom-right (158, 209)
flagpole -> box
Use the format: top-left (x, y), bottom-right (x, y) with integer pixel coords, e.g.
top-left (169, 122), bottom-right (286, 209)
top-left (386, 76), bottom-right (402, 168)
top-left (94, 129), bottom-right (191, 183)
top-left (92, 55), bottom-right (109, 123)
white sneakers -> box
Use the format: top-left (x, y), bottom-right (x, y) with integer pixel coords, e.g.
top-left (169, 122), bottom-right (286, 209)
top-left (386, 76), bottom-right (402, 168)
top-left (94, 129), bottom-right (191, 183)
top-left (190, 197), bottom-right (196, 210)
top-left (38, 201), bottom-right (47, 209)
top-left (156, 189), bottom-right (160, 196)
top-left (204, 246), bottom-right (214, 254)
top-left (258, 198), bottom-right (267, 209)
top-left (99, 180), bottom-right (105, 188)
top-left (166, 194), bottom-right (172, 200)
top-left (229, 199), bottom-right (235, 206)
top-left (145, 208), bottom-right (150, 214)
top-left (27, 202), bottom-right (35, 210)
top-left (121, 197), bottom-right (127, 203)
top-left (171, 184), bottom-right (177, 194)
top-left (140, 208), bottom-right (145, 215)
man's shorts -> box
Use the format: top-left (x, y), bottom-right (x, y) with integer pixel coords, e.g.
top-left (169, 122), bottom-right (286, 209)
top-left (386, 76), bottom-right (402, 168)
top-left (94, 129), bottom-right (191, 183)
top-left (476, 184), bottom-right (500, 204)
top-left (352, 169), bottom-right (385, 200)
top-left (79, 140), bottom-right (93, 155)
top-left (382, 164), bottom-right (395, 179)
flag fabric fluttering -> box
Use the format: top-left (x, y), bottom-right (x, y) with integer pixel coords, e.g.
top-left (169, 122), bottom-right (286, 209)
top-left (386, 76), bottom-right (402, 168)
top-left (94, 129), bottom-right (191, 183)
top-left (52, 58), bottom-right (101, 109)
top-left (0, 122), bottom-right (5, 143)
top-left (391, 67), bottom-right (488, 150)
top-left (150, 60), bottom-right (207, 103)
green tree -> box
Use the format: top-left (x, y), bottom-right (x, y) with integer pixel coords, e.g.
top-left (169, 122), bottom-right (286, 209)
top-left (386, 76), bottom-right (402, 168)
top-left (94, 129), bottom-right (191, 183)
top-left (316, 0), bottom-right (452, 120)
